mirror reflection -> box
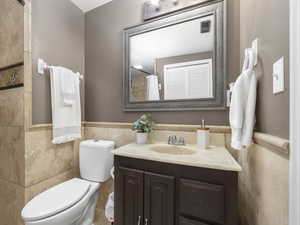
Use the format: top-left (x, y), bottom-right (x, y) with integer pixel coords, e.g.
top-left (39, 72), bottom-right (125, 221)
top-left (130, 14), bottom-right (215, 102)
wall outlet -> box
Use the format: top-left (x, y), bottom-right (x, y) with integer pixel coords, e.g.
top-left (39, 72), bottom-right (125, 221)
top-left (273, 57), bottom-right (285, 94)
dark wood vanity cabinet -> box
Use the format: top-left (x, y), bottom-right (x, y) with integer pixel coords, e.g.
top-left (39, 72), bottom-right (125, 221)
top-left (115, 167), bottom-right (174, 225)
top-left (115, 156), bottom-right (238, 225)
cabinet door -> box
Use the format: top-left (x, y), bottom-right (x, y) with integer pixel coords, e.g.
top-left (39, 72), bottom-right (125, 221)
top-left (115, 167), bottom-right (144, 225)
top-left (144, 172), bottom-right (175, 225)
top-left (179, 179), bottom-right (225, 225)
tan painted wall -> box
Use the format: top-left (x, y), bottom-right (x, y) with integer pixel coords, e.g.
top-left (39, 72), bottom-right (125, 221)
top-left (85, 0), bottom-right (240, 126)
top-left (240, 0), bottom-right (289, 139)
top-left (31, 0), bottom-right (85, 125)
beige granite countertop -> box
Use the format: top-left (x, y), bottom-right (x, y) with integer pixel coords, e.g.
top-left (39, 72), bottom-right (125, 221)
top-left (113, 143), bottom-right (242, 172)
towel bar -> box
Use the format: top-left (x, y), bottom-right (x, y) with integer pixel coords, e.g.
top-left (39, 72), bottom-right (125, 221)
top-left (37, 58), bottom-right (84, 80)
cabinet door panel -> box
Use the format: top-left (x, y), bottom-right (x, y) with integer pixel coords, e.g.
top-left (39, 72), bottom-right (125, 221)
top-left (179, 179), bottom-right (225, 224)
top-left (144, 172), bottom-right (175, 225)
top-left (115, 167), bottom-right (144, 225)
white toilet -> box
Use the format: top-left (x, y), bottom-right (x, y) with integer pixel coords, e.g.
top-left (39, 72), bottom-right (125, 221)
top-left (22, 140), bottom-right (115, 225)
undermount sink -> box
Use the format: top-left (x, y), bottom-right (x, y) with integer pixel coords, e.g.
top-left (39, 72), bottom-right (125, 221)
top-left (149, 145), bottom-right (196, 155)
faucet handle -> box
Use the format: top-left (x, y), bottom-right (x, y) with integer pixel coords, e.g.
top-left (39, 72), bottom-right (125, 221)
top-left (178, 137), bottom-right (186, 145)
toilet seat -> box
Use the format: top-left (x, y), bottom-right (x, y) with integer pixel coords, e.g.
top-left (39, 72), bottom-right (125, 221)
top-left (22, 178), bottom-right (91, 222)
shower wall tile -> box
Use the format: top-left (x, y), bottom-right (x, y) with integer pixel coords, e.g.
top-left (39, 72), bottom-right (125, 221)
top-left (0, 0), bottom-right (24, 68)
top-left (0, 88), bottom-right (24, 126)
top-left (0, 179), bottom-right (25, 225)
top-left (25, 129), bottom-right (74, 186)
top-left (0, 126), bottom-right (25, 185)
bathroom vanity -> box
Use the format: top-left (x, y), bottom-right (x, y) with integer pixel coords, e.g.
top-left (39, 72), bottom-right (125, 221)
top-left (113, 144), bottom-right (241, 225)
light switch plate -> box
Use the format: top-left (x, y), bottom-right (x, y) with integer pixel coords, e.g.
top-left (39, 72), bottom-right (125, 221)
top-left (252, 38), bottom-right (258, 66)
top-left (273, 57), bottom-right (285, 94)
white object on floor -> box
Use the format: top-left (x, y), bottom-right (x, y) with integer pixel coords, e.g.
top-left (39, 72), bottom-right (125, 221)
top-left (105, 192), bottom-right (114, 222)
top-left (50, 66), bottom-right (82, 144)
top-left (146, 75), bottom-right (160, 101)
top-left (229, 48), bottom-right (257, 150)
top-left (21, 140), bottom-right (115, 225)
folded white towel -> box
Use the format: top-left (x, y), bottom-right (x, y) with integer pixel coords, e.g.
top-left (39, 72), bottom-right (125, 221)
top-left (146, 75), bottom-right (160, 101)
top-left (229, 49), bottom-right (257, 150)
top-left (50, 66), bottom-right (81, 144)
top-left (59, 68), bottom-right (78, 106)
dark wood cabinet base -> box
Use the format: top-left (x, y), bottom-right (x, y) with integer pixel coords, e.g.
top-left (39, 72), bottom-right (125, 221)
top-left (115, 155), bottom-right (238, 225)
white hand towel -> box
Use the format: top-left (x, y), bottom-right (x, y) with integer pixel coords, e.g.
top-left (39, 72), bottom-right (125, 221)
top-left (146, 75), bottom-right (160, 101)
top-left (50, 66), bottom-right (81, 144)
top-left (229, 49), bottom-right (257, 150)
top-left (59, 68), bottom-right (78, 106)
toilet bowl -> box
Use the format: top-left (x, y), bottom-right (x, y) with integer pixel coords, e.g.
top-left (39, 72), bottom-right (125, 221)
top-left (22, 140), bottom-right (115, 225)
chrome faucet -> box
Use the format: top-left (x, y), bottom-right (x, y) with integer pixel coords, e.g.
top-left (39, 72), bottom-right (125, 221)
top-left (168, 136), bottom-right (186, 146)
top-left (168, 135), bottom-right (177, 145)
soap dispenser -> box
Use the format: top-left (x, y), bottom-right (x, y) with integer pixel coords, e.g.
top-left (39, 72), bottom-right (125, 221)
top-left (197, 119), bottom-right (210, 149)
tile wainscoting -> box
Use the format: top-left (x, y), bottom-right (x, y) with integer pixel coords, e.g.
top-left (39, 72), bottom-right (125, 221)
top-left (1, 118), bottom-right (288, 225)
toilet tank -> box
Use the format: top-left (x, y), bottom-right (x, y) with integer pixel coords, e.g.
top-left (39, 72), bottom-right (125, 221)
top-left (80, 140), bottom-right (115, 182)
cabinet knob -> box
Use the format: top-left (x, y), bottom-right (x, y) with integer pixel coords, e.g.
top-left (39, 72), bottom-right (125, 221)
top-left (145, 218), bottom-right (148, 225)
top-left (137, 216), bottom-right (141, 225)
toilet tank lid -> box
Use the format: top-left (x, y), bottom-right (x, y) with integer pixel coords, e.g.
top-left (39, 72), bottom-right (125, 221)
top-left (22, 178), bottom-right (91, 222)
top-left (80, 140), bottom-right (115, 148)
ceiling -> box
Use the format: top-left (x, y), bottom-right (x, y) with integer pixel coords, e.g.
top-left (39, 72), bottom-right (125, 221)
top-left (69, 0), bottom-right (113, 12)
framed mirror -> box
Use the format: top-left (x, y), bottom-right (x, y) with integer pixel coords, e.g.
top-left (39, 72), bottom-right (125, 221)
top-left (123, 0), bottom-right (226, 111)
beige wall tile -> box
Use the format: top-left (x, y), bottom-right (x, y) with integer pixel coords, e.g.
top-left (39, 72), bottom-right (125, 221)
top-left (226, 134), bottom-right (289, 225)
top-left (0, 0), bottom-right (24, 68)
top-left (85, 127), bottom-right (135, 148)
top-left (95, 209), bottom-right (111, 225)
top-left (0, 88), bottom-right (24, 126)
top-left (97, 179), bottom-right (113, 211)
top-left (24, 8), bottom-right (31, 53)
top-left (0, 179), bottom-right (25, 225)
top-left (73, 128), bottom-right (85, 178)
top-left (0, 126), bottom-right (25, 185)
top-left (25, 129), bottom-right (74, 186)
top-left (24, 52), bottom-right (32, 94)
top-left (85, 127), bottom-right (111, 140)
